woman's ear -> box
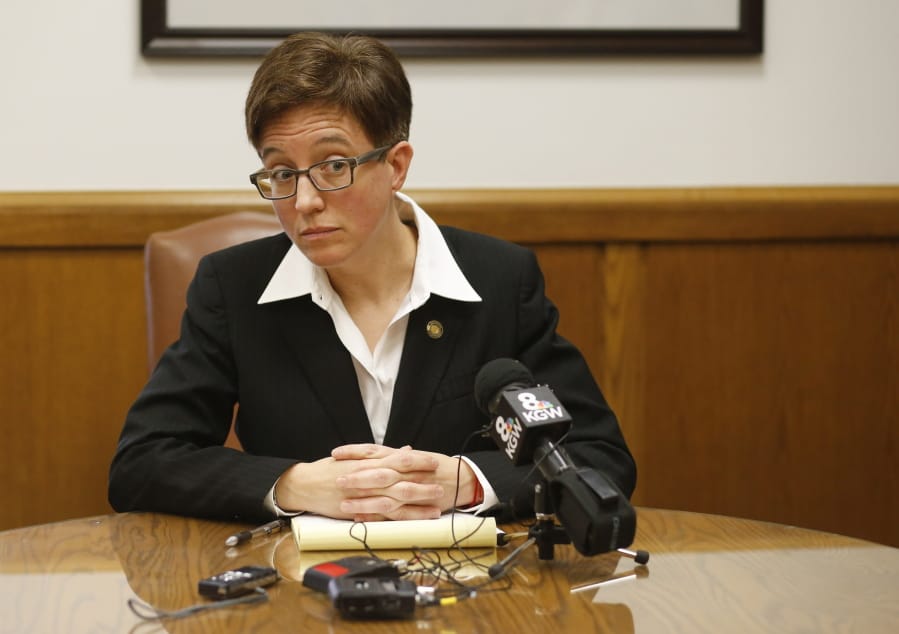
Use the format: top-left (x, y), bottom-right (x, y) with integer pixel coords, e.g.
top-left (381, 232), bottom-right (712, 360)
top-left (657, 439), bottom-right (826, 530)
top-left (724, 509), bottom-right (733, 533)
top-left (387, 141), bottom-right (414, 192)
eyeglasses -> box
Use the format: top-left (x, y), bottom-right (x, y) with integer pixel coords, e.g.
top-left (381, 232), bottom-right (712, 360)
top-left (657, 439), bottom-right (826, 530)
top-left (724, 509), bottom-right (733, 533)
top-left (249, 145), bottom-right (392, 200)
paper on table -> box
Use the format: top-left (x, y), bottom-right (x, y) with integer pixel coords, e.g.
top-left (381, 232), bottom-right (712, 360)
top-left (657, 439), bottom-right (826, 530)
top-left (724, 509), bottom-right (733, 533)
top-left (291, 513), bottom-right (498, 551)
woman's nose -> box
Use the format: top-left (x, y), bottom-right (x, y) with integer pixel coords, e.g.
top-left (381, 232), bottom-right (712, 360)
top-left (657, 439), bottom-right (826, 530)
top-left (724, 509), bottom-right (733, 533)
top-left (294, 175), bottom-right (324, 213)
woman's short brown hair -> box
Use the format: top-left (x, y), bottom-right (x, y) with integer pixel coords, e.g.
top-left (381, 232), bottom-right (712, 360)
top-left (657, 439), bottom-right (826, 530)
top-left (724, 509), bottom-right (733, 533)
top-left (245, 32), bottom-right (412, 151)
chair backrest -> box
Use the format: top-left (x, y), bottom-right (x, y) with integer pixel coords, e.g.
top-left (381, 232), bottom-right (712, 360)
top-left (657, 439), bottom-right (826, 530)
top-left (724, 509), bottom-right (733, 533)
top-left (144, 211), bottom-right (283, 373)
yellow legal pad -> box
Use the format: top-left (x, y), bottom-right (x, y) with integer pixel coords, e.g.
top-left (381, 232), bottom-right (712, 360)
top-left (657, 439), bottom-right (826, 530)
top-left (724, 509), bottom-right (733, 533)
top-left (291, 513), bottom-right (498, 551)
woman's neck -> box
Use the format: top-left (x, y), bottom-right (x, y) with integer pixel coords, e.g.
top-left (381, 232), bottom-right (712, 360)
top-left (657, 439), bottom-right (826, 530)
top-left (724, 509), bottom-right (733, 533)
top-left (328, 201), bottom-right (418, 350)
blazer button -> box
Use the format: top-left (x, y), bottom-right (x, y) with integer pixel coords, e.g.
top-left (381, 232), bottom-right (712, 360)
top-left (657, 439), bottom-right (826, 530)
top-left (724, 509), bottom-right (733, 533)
top-left (426, 320), bottom-right (444, 339)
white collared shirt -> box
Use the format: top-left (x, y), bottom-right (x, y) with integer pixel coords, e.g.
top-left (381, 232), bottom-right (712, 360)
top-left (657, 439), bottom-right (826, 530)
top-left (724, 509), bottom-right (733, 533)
top-left (259, 192), bottom-right (496, 513)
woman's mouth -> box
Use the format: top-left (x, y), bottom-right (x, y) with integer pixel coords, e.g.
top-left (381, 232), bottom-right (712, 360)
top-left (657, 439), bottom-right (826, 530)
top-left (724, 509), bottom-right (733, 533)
top-left (300, 226), bottom-right (338, 239)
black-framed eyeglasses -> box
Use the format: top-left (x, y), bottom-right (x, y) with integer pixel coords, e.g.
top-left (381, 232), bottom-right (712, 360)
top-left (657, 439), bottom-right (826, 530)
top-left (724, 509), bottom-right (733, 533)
top-left (249, 145), bottom-right (392, 200)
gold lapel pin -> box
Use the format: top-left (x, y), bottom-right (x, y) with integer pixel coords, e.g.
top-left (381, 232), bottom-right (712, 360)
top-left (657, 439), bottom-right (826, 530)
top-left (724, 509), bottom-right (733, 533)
top-left (426, 320), bottom-right (444, 339)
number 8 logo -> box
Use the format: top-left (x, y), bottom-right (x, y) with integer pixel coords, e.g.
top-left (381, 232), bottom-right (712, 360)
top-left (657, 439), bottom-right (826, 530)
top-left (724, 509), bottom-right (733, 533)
top-left (517, 392), bottom-right (539, 410)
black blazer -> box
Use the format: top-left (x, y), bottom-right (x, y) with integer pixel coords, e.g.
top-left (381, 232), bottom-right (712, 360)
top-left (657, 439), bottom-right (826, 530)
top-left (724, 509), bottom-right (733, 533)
top-left (109, 227), bottom-right (636, 523)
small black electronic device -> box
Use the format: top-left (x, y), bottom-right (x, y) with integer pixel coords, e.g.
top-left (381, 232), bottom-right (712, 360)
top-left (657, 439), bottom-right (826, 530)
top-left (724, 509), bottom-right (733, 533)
top-left (303, 556), bottom-right (400, 593)
top-left (328, 577), bottom-right (417, 619)
top-left (198, 565), bottom-right (279, 600)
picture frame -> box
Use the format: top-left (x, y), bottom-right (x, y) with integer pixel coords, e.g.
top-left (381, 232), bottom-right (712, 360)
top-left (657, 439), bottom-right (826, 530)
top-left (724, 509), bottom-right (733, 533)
top-left (141, 0), bottom-right (763, 58)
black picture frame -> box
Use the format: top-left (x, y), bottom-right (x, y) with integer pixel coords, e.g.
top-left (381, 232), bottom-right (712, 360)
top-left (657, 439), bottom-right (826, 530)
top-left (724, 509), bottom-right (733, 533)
top-left (141, 0), bottom-right (763, 58)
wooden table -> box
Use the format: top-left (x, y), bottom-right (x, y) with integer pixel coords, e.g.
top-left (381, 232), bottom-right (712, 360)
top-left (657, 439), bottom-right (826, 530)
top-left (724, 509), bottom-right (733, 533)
top-left (1, 508), bottom-right (896, 633)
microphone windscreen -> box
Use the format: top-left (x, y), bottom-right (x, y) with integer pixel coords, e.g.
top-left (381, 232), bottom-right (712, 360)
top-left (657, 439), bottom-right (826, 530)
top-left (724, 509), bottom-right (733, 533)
top-left (474, 358), bottom-right (535, 415)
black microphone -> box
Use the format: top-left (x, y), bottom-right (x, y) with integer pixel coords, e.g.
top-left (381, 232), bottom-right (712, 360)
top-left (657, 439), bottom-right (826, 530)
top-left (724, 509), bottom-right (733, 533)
top-left (474, 359), bottom-right (639, 557)
top-left (474, 359), bottom-right (571, 466)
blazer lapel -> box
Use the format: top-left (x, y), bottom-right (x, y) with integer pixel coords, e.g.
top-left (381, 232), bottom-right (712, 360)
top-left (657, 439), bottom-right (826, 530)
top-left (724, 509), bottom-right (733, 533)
top-left (384, 297), bottom-right (475, 447)
top-left (269, 298), bottom-right (374, 444)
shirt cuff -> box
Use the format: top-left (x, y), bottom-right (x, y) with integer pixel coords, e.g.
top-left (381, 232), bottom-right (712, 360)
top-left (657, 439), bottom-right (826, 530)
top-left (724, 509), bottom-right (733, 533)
top-left (455, 456), bottom-right (499, 514)
top-left (264, 479), bottom-right (304, 517)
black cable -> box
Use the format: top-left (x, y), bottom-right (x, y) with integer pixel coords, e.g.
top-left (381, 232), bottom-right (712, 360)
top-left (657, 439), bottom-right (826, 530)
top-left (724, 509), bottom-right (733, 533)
top-left (126, 587), bottom-right (268, 621)
top-left (447, 428), bottom-right (496, 575)
top-left (328, 423), bottom-right (545, 610)
top-left (348, 521), bottom-right (387, 561)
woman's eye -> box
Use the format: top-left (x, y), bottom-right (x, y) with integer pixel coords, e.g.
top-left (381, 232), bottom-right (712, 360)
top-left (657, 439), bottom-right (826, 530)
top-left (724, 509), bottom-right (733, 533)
top-left (271, 169), bottom-right (295, 182)
top-left (321, 160), bottom-right (350, 175)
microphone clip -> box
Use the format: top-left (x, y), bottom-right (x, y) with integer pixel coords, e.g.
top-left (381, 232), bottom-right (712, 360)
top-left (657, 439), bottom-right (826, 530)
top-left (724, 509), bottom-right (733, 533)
top-left (530, 482), bottom-right (572, 561)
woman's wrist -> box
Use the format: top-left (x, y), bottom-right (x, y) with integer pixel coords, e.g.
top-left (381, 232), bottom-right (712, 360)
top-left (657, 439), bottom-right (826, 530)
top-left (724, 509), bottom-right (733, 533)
top-left (273, 463), bottom-right (307, 513)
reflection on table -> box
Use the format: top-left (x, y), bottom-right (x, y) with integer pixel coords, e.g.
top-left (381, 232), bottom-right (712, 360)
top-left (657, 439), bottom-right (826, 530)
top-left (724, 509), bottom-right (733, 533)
top-left (1, 508), bottom-right (897, 633)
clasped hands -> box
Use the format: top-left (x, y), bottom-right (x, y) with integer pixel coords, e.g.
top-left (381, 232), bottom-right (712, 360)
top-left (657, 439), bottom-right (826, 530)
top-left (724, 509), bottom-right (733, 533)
top-left (274, 443), bottom-right (479, 521)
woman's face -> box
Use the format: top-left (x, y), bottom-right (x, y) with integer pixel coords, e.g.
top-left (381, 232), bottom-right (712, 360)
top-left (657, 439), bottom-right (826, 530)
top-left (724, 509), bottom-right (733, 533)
top-left (257, 105), bottom-right (411, 271)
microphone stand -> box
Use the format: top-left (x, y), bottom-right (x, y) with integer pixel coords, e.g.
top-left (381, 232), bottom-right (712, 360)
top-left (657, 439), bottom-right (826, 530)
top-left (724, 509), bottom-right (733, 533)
top-left (489, 481), bottom-right (650, 579)
top-left (489, 481), bottom-right (569, 578)
top-left (529, 481), bottom-right (571, 561)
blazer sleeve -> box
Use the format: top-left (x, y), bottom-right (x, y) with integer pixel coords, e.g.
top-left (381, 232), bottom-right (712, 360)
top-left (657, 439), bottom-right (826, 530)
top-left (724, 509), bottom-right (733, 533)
top-left (460, 247), bottom-right (637, 521)
top-left (108, 253), bottom-right (296, 523)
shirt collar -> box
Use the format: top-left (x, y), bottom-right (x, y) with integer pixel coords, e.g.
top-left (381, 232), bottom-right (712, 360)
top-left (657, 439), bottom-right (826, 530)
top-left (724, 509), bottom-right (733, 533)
top-left (257, 192), bottom-right (481, 305)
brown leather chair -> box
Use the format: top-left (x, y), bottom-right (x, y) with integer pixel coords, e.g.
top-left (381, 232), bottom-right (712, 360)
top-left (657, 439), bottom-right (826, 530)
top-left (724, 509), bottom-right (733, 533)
top-left (144, 211), bottom-right (283, 449)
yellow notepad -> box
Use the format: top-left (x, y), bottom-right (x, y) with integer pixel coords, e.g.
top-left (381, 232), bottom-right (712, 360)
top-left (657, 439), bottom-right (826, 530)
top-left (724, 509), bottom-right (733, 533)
top-left (291, 513), bottom-right (498, 551)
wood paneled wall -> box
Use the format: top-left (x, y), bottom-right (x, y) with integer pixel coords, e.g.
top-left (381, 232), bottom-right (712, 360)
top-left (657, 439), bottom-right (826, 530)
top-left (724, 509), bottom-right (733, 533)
top-left (1, 187), bottom-right (897, 547)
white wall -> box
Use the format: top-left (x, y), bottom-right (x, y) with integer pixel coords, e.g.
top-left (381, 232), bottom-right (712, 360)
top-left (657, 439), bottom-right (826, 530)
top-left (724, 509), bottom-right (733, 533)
top-left (1, 1), bottom-right (897, 192)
